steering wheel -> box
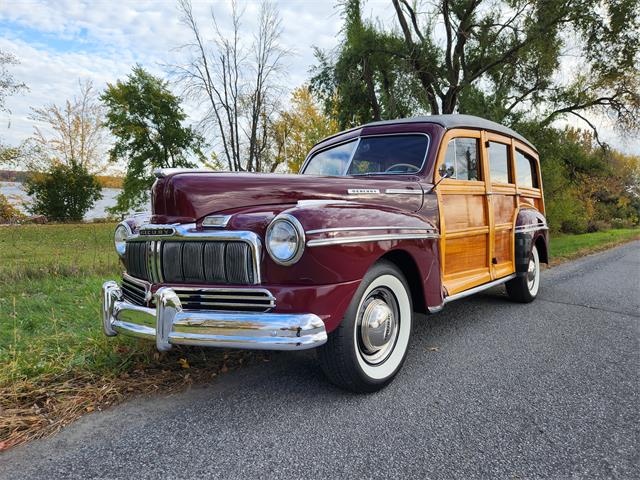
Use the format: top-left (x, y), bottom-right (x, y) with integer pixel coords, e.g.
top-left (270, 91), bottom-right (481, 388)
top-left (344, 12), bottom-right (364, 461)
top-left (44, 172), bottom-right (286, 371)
top-left (385, 163), bottom-right (420, 173)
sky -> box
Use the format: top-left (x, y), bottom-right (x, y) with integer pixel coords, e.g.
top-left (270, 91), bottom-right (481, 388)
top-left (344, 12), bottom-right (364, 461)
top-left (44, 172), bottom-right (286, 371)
top-left (1, 0), bottom-right (638, 162)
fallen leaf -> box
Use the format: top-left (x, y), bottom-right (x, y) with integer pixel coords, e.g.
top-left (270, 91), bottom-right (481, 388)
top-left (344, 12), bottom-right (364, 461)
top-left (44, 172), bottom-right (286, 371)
top-left (178, 358), bottom-right (190, 369)
top-left (85, 406), bottom-right (94, 413)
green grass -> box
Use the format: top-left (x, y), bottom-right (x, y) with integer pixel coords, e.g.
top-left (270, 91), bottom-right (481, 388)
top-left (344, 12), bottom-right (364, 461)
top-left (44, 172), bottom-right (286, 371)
top-left (1, 223), bottom-right (638, 386)
top-left (0, 222), bottom-right (637, 447)
top-left (0, 223), bottom-right (120, 282)
top-left (550, 228), bottom-right (640, 260)
top-left (1, 275), bottom-right (148, 382)
top-left (0, 223), bottom-right (263, 388)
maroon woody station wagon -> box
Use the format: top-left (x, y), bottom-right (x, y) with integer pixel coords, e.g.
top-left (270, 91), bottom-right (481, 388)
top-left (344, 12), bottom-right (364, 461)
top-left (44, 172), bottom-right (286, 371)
top-left (102, 114), bottom-right (549, 392)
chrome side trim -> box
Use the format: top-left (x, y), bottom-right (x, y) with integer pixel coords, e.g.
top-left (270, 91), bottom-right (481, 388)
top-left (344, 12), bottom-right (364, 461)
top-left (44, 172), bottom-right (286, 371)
top-left (306, 226), bottom-right (437, 235)
top-left (385, 189), bottom-right (423, 195)
top-left (307, 233), bottom-right (439, 247)
top-left (514, 222), bottom-right (548, 234)
top-left (443, 274), bottom-right (517, 304)
top-left (296, 199), bottom-right (351, 207)
top-left (154, 168), bottom-right (214, 178)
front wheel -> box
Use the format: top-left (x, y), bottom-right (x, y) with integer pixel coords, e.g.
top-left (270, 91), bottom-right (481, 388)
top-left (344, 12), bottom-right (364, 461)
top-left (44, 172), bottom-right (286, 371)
top-left (506, 244), bottom-right (541, 303)
top-left (318, 261), bottom-right (413, 393)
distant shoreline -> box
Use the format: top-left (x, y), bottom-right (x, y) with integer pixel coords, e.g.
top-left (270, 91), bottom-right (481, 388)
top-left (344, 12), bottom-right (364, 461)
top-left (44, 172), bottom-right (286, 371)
top-left (1, 181), bottom-right (126, 220)
top-left (0, 170), bottom-right (123, 188)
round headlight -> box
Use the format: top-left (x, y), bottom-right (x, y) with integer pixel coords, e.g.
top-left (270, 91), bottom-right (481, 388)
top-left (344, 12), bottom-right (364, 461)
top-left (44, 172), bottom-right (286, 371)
top-left (266, 215), bottom-right (305, 265)
top-left (114, 222), bottom-right (131, 257)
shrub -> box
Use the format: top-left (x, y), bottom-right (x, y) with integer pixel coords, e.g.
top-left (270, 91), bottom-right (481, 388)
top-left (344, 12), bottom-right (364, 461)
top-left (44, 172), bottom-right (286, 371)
top-left (24, 163), bottom-right (102, 222)
top-left (0, 193), bottom-right (26, 224)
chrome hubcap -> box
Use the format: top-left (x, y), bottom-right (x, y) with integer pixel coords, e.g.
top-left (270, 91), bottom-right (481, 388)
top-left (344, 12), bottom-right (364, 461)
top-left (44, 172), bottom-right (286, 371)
top-left (357, 288), bottom-right (399, 365)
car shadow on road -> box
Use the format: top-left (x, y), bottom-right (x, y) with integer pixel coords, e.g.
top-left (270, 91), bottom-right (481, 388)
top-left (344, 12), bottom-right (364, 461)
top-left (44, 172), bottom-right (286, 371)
top-left (195, 286), bottom-right (517, 401)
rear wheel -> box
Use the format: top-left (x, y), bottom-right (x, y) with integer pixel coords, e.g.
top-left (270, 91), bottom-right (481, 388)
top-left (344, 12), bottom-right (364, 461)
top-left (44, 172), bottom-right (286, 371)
top-left (506, 244), bottom-right (540, 303)
top-left (318, 261), bottom-right (413, 393)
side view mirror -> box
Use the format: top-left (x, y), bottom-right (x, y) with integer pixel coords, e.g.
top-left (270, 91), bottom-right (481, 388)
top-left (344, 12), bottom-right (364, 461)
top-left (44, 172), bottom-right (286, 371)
top-left (430, 171), bottom-right (451, 192)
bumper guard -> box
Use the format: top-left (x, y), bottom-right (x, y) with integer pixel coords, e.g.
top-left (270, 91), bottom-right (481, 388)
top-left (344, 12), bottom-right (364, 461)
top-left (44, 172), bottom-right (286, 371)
top-left (101, 281), bottom-right (327, 351)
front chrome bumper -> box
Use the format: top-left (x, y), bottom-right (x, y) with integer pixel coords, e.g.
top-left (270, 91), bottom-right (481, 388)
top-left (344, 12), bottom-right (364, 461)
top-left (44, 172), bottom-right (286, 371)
top-left (101, 281), bottom-right (327, 351)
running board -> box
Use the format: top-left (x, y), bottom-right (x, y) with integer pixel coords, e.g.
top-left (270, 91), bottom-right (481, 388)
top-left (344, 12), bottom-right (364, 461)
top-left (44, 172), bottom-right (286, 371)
top-left (443, 274), bottom-right (516, 304)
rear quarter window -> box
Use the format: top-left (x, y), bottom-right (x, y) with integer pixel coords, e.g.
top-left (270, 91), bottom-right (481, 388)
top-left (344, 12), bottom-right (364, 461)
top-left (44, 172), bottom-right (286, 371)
top-left (515, 150), bottom-right (538, 188)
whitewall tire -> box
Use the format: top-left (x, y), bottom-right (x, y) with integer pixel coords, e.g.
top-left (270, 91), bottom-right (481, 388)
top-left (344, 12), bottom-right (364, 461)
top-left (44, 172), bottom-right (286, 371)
top-left (318, 261), bottom-right (413, 392)
top-left (506, 244), bottom-right (541, 303)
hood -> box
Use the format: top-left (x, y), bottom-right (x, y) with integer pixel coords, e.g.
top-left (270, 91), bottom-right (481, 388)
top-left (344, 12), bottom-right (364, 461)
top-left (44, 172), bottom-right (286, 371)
top-left (151, 172), bottom-right (424, 223)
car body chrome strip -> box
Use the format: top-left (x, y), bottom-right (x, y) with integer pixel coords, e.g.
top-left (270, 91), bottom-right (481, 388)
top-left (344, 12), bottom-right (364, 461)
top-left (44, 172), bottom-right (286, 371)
top-left (307, 233), bottom-right (439, 247)
top-left (514, 223), bottom-right (548, 234)
top-left (306, 226), bottom-right (437, 235)
top-left (443, 274), bottom-right (517, 304)
top-left (384, 189), bottom-right (423, 195)
top-left (154, 168), bottom-right (214, 178)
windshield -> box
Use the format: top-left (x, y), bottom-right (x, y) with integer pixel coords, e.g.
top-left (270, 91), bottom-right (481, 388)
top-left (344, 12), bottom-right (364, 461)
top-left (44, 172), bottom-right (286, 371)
top-left (302, 134), bottom-right (429, 176)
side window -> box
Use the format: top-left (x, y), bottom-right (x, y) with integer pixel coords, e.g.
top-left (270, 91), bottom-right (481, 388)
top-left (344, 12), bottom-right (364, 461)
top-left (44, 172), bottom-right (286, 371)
top-left (488, 142), bottom-right (511, 184)
top-left (515, 150), bottom-right (538, 188)
top-left (439, 138), bottom-right (480, 181)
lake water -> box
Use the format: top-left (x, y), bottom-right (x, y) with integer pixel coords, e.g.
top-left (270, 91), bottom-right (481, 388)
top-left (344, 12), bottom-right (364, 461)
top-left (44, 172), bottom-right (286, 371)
top-left (1, 181), bottom-right (125, 220)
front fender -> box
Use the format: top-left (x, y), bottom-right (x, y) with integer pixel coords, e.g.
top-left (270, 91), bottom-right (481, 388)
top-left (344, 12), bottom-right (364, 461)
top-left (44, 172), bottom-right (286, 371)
top-left (259, 202), bottom-right (443, 311)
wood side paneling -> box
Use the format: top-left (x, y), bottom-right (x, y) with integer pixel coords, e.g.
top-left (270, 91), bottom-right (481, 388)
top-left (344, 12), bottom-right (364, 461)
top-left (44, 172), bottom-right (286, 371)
top-left (441, 194), bottom-right (487, 230)
top-left (436, 129), bottom-right (544, 298)
top-left (444, 233), bottom-right (489, 276)
top-left (492, 194), bottom-right (517, 225)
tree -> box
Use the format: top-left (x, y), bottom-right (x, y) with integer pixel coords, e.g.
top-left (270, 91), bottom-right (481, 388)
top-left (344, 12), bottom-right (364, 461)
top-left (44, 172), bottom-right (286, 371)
top-left (24, 162), bottom-right (102, 222)
top-left (271, 86), bottom-right (339, 172)
top-left (311, 1), bottom-right (424, 129)
top-left (0, 50), bottom-right (27, 115)
top-left (174, 0), bottom-right (288, 172)
top-left (101, 66), bottom-right (205, 215)
top-left (312, 0), bottom-right (640, 139)
top-left (1, 50), bottom-right (28, 167)
top-left (17, 81), bottom-right (105, 221)
top-left (24, 80), bottom-right (106, 173)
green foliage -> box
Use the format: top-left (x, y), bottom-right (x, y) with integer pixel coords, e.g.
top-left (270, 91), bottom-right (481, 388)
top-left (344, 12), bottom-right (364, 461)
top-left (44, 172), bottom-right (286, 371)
top-left (271, 86), bottom-right (339, 172)
top-left (24, 162), bottom-right (102, 222)
top-left (310, 0), bottom-right (424, 129)
top-left (101, 66), bottom-right (205, 215)
top-left (312, 0), bottom-right (640, 130)
top-left (515, 123), bottom-right (640, 233)
top-left (0, 193), bottom-right (26, 224)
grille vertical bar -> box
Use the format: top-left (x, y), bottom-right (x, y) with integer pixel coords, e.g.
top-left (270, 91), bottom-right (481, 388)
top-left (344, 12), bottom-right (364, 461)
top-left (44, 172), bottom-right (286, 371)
top-left (126, 240), bottom-right (255, 285)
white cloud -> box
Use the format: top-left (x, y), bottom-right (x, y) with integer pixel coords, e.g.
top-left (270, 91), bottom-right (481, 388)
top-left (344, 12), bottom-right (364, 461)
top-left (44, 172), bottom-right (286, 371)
top-left (0, 0), bottom-right (637, 157)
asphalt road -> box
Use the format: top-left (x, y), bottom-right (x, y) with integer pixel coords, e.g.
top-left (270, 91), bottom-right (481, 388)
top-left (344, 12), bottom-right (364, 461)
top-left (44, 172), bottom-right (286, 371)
top-left (2, 242), bottom-right (639, 479)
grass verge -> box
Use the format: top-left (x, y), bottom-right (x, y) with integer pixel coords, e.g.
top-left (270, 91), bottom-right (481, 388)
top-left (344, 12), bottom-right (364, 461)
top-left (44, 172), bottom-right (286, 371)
top-left (549, 228), bottom-right (640, 264)
top-left (0, 224), bottom-right (638, 450)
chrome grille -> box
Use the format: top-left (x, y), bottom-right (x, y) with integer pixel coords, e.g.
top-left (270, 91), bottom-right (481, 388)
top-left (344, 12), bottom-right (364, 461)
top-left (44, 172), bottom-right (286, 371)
top-left (119, 275), bottom-right (275, 312)
top-left (174, 288), bottom-right (275, 312)
top-left (121, 275), bottom-right (148, 306)
top-left (124, 240), bottom-right (256, 285)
